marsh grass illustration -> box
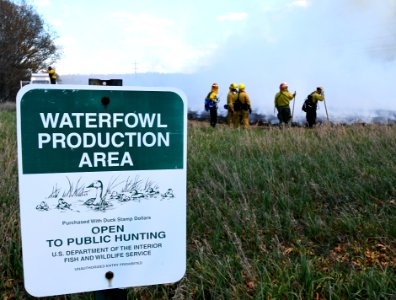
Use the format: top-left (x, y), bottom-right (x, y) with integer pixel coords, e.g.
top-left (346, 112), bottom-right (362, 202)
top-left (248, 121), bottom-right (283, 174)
top-left (62, 177), bottom-right (87, 198)
top-left (1, 111), bottom-right (395, 299)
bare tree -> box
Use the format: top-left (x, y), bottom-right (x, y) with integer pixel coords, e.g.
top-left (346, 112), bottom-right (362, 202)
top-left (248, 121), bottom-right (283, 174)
top-left (0, 0), bottom-right (60, 102)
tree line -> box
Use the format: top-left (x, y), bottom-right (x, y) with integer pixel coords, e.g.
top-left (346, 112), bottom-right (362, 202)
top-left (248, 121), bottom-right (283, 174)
top-left (0, 0), bottom-right (60, 102)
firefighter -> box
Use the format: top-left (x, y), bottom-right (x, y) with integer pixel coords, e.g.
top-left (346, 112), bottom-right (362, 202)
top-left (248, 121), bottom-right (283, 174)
top-left (274, 82), bottom-right (295, 125)
top-left (305, 86), bottom-right (325, 127)
top-left (233, 83), bottom-right (251, 129)
top-left (205, 83), bottom-right (219, 127)
top-left (226, 83), bottom-right (237, 126)
top-left (47, 66), bottom-right (56, 84)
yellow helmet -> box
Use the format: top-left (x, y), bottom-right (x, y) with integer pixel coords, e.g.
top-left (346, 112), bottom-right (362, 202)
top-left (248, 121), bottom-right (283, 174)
top-left (238, 83), bottom-right (245, 90)
top-left (229, 83), bottom-right (237, 90)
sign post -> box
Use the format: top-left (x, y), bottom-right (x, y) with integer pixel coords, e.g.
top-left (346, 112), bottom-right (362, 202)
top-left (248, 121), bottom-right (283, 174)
top-left (16, 85), bottom-right (187, 297)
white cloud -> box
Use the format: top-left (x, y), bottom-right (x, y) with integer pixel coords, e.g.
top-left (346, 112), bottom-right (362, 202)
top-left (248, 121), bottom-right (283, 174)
top-left (289, 0), bottom-right (309, 8)
top-left (217, 12), bottom-right (248, 21)
top-left (111, 12), bottom-right (175, 33)
top-left (55, 11), bottom-right (219, 74)
top-left (48, 18), bottom-right (63, 27)
top-left (32, 0), bottom-right (51, 7)
top-left (101, 12), bottom-right (216, 73)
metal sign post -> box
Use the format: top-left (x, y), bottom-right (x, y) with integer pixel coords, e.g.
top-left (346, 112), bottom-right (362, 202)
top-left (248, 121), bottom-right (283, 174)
top-left (94, 288), bottom-right (128, 299)
top-left (16, 85), bottom-right (187, 297)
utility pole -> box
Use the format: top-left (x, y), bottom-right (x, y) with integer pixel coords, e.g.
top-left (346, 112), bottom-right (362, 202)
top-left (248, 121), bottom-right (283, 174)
top-left (133, 60), bottom-right (138, 75)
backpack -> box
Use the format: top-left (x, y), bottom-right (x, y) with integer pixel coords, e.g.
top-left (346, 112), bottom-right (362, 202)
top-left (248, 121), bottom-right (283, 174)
top-left (233, 93), bottom-right (243, 111)
top-left (204, 98), bottom-right (210, 111)
top-left (302, 94), bottom-right (316, 112)
top-left (204, 92), bottom-right (211, 111)
top-left (205, 92), bottom-right (219, 111)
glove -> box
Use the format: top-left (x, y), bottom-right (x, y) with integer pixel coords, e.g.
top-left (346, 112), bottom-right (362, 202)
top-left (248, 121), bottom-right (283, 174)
top-left (293, 92), bottom-right (297, 98)
top-left (248, 108), bottom-right (252, 114)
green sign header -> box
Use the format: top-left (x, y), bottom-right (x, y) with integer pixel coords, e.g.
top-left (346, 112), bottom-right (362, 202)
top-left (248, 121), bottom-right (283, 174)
top-left (19, 87), bottom-right (185, 174)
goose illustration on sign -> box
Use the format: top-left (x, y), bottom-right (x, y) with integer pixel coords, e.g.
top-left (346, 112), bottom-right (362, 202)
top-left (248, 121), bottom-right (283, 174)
top-left (56, 198), bottom-right (71, 210)
top-left (35, 176), bottom-right (175, 213)
top-left (36, 201), bottom-right (49, 211)
top-left (118, 189), bottom-right (145, 202)
top-left (84, 180), bottom-right (110, 211)
top-left (161, 188), bottom-right (175, 199)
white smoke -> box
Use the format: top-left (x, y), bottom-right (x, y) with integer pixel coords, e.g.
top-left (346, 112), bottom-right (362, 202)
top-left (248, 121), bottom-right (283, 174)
top-left (60, 0), bottom-right (396, 123)
top-left (194, 0), bottom-right (396, 121)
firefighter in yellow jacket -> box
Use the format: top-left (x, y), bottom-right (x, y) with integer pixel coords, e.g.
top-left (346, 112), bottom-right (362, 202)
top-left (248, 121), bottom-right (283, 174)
top-left (305, 86), bottom-right (325, 127)
top-left (47, 66), bottom-right (56, 84)
top-left (205, 83), bottom-right (219, 127)
top-left (233, 83), bottom-right (251, 128)
top-left (274, 82), bottom-right (295, 125)
top-left (226, 83), bottom-right (237, 126)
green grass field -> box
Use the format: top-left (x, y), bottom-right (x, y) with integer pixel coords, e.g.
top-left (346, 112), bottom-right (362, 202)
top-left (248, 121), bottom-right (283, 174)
top-left (1, 109), bottom-right (395, 299)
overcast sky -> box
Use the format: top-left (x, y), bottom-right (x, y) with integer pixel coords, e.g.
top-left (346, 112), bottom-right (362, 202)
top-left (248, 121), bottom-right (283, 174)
top-left (31, 0), bottom-right (396, 119)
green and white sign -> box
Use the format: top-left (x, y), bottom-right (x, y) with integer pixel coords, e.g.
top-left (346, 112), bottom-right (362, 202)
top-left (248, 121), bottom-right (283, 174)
top-left (16, 85), bottom-right (187, 297)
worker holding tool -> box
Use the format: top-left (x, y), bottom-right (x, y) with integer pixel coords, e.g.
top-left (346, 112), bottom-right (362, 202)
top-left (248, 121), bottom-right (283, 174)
top-left (304, 86), bottom-right (325, 127)
top-left (274, 82), bottom-right (296, 126)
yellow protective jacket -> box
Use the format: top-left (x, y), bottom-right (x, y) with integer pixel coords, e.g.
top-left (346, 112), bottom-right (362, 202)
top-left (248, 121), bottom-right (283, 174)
top-left (48, 69), bottom-right (56, 79)
top-left (309, 91), bottom-right (324, 103)
top-left (227, 91), bottom-right (236, 111)
top-left (238, 91), bottom-right (251, 110)
top-left (275, 90), bottom-right (294, 107)
top-left (209, 91), bottom-right (218, 102)
top-left (206, 90), bottom-right (219, 109)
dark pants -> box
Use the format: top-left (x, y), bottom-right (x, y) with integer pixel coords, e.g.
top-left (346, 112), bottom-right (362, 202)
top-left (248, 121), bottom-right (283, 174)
top-left (50, 78), bottom-right (56, 84)
top-left (277, 106), bottom-right (291, 124)
top-left (306, 108), bottom-right (317, 127)
top-left (210, 107), bottom-right (217, 127)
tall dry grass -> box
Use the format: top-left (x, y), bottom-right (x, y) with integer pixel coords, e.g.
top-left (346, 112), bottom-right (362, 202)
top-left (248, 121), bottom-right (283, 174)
top-left (1, 114), bottom-right (395, 299)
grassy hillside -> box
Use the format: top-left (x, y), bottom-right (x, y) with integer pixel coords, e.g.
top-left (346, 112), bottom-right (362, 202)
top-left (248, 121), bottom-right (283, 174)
top-left (1, 112), bottom-right (395, 299)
